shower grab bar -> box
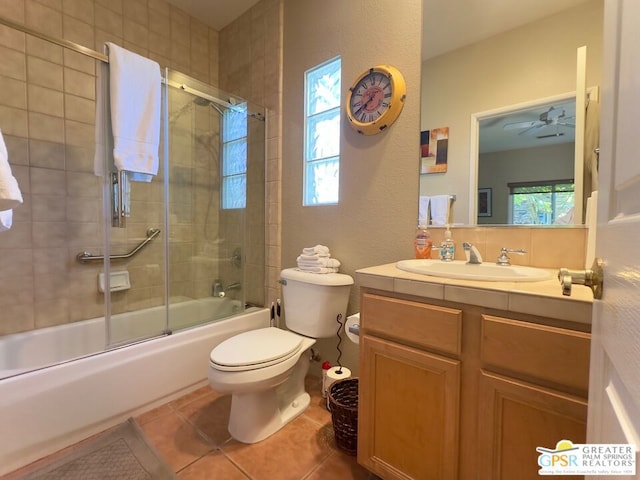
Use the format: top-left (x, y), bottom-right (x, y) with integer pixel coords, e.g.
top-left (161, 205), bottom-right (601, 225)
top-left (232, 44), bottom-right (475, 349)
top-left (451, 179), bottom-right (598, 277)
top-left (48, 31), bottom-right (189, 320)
top-left (76, 228), bottom-right (161, 263)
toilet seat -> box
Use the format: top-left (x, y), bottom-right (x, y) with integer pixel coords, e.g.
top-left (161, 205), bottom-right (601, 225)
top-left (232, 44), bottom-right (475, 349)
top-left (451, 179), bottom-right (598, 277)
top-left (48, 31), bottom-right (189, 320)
top-left (210, 327), bottom-right (304, 372)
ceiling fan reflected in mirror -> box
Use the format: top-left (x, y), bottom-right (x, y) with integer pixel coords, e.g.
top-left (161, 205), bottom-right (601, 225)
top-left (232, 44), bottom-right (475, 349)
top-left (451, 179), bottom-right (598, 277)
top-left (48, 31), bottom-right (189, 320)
top-left (503, 106), bottom-right (576, 136)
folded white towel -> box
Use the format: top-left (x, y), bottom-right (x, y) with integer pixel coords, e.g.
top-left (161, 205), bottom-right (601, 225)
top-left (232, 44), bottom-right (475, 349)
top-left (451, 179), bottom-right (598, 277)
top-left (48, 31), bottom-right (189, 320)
top-left (296, 266), bottom-right (339, 274)
top-left (106, 43), bottom-right (161, 178)
top-left (0, 129), bottom-right (23, 211)
top-left (418, 196), bottom-right (430, 225)
top-left (297, 256), bottom-right (341, 268)
top-left (0, 209), bottom-right (12, 232)
top-left (298, 253), bottom-right (332, 261)
top-left (302, 245), bottom-right (330, 256)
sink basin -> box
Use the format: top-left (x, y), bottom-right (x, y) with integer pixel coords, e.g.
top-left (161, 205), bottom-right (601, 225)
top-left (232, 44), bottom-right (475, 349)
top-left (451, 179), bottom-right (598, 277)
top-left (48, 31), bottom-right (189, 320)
top-left (396, 259), bottom-right (552, 282)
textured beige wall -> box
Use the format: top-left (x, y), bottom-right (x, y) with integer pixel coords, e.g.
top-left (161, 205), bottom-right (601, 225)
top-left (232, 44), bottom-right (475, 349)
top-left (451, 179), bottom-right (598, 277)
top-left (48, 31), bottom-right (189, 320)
top-left (420, 0), bottom-right (604, 223)
top-left (282, 0), bottom-right (423, 375)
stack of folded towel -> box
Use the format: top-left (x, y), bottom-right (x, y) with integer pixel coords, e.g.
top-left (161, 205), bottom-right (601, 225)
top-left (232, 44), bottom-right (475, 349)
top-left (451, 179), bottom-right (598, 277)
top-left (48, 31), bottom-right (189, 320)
top-left (296, 245), bottom-right (341, 274)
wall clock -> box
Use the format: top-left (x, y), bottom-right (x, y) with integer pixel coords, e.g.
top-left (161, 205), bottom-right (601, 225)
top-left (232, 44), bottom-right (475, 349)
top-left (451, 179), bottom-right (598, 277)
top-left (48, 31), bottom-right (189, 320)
top-left (346, 65), bottom-right (407, 135)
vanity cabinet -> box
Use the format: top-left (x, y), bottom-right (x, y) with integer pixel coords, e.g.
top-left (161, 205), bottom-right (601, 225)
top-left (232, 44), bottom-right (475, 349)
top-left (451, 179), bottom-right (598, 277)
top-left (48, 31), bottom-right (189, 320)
top-left (358, 293), bottom-right (462, 480)
top-left (478, 315), bottom-right (590, 480)
top-left (357, 290), bottom-right (591, 480)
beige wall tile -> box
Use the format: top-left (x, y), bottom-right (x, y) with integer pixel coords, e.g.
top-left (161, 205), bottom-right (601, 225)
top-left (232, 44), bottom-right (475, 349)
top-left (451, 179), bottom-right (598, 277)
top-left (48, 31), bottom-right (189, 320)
top-left (62, 0), bottom-right (94, 24)
top-left (29, 111), bottom-right (65, 142)
top-left (30, 166), bottom-right (66, 194)
top-left (66, 171), bottom-right (100, 197)
top-left (29, 139), bottom-right (65, 169)
top-left (63, 67), bottom-right (95, 99)
top-left (0, 24), bottom-right (26, 52)
top-left (95, 4), bottom-right (123, 38)
top-left (34, 272), bottom-right (69, 302)
top-left (28, 84), bottom-right (64, 117)
top-left (26, 35), bottom-right (63, 63)
top-left (26, 0), bottom-right (63, 37)
top-left (4, 135), bottom-right (30, 165)
top-left (0, 248), bottom-right (32, 280)
top-left (63, 15), bottom-right (94, 46)
top-left (0, 304), bottom-right (35, 335)
top-left (0, 105), bottom-right (28, 137)
top-left (0, 0), bottom-right (26, 23)
top-left (27, 56), bottom-right (63, 90)
top-left (31, 222), bottom-right (67, 248)
top-left (0, 76), bottom-right (27, 109)
top-left (33, 247), bottom-right (69, 275)
top-left (64, 94), bottom-right (94, 124)
top-left (31, 194), bottom-right (66, 221)
top-left (65, 144), bottom-right (94, 172)
top-left (34, 297), bottom-right (70, 327)
top-left (0, 270), bottom-right (34, 305)
top-left (123, 20), bottom-right (149, 50)
top-left (64, 49), bottom-right (96, 75)
top-left (0, 45), bottom-right (26, 81)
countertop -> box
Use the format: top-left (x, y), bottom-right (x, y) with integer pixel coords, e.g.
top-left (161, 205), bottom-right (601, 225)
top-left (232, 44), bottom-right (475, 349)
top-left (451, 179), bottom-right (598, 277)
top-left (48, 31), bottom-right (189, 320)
top-left (356, 262), bottom-right (593, 325)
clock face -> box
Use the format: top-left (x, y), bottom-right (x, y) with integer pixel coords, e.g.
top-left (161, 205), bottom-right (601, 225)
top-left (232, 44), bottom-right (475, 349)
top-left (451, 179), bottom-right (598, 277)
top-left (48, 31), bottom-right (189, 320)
top-left (349, 71), bottom-right (392, 124)
top-left (346, 65), bottom-right (406, 135)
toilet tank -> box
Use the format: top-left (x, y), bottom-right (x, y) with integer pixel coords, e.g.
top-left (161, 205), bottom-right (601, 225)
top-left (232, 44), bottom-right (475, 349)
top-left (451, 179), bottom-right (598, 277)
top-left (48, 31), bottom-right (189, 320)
top-left (280, 268), bottom-right (354, 338)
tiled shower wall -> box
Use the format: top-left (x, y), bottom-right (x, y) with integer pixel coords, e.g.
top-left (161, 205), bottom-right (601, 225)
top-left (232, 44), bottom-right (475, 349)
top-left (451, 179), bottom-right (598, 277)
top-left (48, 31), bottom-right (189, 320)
top-left (219, 0), bottom-right (283, 304)
top-left (0, 0), bottom-right (280, 336)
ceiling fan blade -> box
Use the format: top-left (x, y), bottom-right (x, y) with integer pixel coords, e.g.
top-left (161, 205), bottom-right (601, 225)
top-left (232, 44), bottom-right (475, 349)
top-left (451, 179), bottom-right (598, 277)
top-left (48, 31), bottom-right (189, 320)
top-left (503, 120), bottom-right (542, 130)
top-left (518, 124), bottom-right (543, 135)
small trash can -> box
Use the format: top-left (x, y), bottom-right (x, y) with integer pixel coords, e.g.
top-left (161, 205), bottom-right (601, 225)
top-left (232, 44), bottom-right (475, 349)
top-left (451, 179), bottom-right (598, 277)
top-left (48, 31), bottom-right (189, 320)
top-left (328, 377), bottom-right (359, 455)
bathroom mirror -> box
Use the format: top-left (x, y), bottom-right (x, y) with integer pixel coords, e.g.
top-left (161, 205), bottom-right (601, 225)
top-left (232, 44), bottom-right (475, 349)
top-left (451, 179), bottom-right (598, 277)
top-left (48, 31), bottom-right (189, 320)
top-left (419, 0), bottom-right (603, 225)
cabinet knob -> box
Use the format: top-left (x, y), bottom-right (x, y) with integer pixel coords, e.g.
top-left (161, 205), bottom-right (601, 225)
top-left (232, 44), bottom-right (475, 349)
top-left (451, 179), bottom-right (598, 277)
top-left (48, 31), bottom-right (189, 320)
top-left (557, 258), bottom-right (603, 299)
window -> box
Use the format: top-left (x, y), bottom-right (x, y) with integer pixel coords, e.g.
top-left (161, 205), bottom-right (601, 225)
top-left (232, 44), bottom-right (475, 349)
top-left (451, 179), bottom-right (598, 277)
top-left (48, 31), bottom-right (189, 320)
top-left (509, 180), bottom-right (574, 224)
top-left (304, 57), bottom-right (341, 205)
top-left (221, 104), bottom-right (247, 209)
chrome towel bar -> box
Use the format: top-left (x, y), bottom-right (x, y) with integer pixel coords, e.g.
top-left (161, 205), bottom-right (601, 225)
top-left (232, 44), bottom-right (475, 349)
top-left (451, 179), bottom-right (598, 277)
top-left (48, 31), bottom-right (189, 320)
top-left (76, 228), bottom-right (161, 263)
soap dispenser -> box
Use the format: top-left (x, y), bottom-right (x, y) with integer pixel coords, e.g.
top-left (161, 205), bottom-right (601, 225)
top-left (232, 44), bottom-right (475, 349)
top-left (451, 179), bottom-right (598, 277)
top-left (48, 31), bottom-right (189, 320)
top-left (440, 225), bottom-right (455, 261)
top-left (414, 222), bottom-right (432, 259)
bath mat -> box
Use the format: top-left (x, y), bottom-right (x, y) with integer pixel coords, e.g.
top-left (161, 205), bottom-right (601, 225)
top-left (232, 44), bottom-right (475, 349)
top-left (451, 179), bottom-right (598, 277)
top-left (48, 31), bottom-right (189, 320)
top-left (19, 418), bottom-right (177, 480)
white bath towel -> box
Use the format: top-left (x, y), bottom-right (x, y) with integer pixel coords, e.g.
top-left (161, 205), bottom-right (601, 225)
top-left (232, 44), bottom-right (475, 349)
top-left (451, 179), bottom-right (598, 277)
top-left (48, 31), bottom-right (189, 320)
top-left (296, 256), bottom-right (340, 268)
top-left (296, 255), bottom-right (340, 268)
top-left (302, 245), bottom-right (330, 256)
top-left (429, 195), bottom-right (450, 226)
top-left (106, 43), bottom-right (161, 179)
top-left (296, 266), bottom-right (339, 274)
top-left (418, 196), bottom-right (430, 225)
top-left (0, 129), bottom-right (23, 212)
top-left (0, 209), bottom-right (12, 232)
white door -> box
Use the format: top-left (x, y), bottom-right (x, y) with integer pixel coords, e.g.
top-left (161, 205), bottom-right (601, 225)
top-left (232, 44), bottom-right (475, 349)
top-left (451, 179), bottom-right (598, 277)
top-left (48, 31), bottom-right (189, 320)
top-left (587, 1), bottom-right (640, 478)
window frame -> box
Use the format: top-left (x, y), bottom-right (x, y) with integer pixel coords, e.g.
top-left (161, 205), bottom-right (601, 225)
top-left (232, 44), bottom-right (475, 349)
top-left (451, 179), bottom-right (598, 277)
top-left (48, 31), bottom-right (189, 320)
top-left (303, 56), bottom-right (342, 206)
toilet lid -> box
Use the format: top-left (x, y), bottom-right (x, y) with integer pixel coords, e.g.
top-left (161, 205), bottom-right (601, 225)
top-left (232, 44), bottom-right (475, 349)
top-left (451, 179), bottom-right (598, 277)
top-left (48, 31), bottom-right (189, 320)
top-left (210, 327), bottom-right (304, 371)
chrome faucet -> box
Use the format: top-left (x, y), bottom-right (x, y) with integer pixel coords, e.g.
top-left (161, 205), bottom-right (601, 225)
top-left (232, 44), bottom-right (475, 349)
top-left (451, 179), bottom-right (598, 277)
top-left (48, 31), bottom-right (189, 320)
top-left (212, 281), bottom-right (241, 297)
top-left (212, 280), bottom-right (224, 297)
top-left (496, 247), bottom-right (526, 266)
top-left (463, 242), bottom-right (483, 264)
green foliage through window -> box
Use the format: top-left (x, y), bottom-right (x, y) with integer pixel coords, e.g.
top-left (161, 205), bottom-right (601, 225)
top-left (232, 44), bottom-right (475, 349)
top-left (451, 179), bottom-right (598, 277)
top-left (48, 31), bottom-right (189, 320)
top-left (304, 57), bottom-right (341, 205)
top-left (509, 180), bottom-right (574, 224)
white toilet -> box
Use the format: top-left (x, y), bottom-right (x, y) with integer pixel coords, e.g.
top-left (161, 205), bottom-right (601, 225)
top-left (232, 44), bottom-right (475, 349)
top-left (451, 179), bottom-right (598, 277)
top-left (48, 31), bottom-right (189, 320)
top-left (208, 268), bottom-right (354, 443)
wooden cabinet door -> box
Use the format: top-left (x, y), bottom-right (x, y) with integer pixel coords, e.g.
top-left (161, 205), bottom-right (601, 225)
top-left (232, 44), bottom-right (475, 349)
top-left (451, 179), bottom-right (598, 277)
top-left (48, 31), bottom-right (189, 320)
top-left (358, 334), bottom-right (460, 480)
top-left (478, 371), bottom-right (587, 480)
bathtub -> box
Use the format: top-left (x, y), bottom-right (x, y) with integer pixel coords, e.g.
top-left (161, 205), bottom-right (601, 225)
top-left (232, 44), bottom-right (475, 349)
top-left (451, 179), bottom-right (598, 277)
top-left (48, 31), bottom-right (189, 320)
top-left (0, 298), bottom-right (270, 475)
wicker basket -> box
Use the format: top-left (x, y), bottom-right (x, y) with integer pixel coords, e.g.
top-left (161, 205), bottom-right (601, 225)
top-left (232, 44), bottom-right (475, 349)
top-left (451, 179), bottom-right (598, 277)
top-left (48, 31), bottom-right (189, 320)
top-left (328, 377), bottom-right (359, 456)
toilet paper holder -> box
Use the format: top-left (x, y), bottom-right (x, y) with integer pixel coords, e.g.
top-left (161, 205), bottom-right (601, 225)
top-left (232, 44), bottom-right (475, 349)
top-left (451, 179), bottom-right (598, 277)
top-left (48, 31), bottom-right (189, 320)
top-left (348, 323), bottom-right (360, 335)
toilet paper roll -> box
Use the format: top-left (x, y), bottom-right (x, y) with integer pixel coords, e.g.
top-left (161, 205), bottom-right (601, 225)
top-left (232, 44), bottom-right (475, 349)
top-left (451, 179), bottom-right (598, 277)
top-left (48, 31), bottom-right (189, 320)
top-left (325, 366), bottom-right (352, 397)
top-left (345, 313), bottom-right (360, 345)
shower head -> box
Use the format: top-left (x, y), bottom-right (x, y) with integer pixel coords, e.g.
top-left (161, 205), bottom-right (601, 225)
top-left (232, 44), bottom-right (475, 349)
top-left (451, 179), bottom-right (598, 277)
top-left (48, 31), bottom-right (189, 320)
top-left (193, 97), bottom-right (210, 107)
top-left (193, 96), bottom-right (225, 116)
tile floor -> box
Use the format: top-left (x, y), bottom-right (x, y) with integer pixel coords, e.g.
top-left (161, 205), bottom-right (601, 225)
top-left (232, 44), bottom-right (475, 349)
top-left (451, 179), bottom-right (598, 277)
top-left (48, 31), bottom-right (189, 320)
top-left (5, 376), bottom-right (375, 480)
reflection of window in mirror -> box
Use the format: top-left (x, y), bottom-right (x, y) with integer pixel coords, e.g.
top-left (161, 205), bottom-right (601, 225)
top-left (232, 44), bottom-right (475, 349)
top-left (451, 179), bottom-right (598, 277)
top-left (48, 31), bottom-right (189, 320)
top-left (507, 180), bottom-right (575, 225)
